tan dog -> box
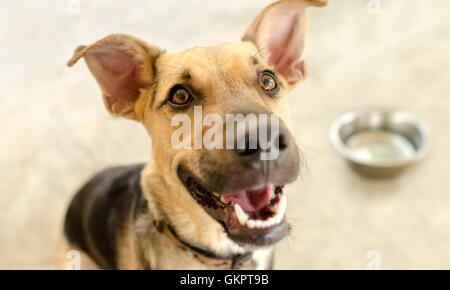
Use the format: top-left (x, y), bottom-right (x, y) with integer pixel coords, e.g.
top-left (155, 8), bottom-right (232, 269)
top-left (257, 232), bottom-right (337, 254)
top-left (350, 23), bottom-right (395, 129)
top-left (54, 0), bottom-right (327, 270)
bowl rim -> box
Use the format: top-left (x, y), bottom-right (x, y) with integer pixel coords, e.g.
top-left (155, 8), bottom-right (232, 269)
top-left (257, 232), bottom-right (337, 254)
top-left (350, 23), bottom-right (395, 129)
top-left (329, 106), bottom-right (431, 168)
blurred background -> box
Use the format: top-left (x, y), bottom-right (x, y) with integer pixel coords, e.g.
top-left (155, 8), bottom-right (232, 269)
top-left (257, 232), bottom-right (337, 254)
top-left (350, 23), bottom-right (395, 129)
top-left (1, 0), bottom-right (449, 269)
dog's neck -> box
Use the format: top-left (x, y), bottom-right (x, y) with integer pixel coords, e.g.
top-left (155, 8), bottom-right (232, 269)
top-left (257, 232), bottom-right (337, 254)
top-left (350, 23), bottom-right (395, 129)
top-left (139, 162), bottom-right (249, 257)
top-left (150, 218), bottom-right (253, 269)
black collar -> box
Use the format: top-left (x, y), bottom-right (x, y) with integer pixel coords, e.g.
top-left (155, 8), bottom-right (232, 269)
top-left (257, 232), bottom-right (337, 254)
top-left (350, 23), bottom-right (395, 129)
top-left (153, 219), bottom-right (253, 269)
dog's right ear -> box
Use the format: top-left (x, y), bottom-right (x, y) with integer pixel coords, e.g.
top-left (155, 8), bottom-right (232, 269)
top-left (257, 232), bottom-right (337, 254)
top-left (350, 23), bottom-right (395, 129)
top-left (243, 0), bottom-right (327, 87)
top-left (67, 34), bottom-right (162, 120)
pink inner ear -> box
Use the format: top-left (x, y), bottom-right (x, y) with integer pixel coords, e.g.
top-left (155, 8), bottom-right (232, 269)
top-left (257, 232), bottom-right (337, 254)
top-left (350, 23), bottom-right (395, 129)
top-left (90, 51), bottom-right (147, 115)
top-left (267, 11), bottom-right (305, 84)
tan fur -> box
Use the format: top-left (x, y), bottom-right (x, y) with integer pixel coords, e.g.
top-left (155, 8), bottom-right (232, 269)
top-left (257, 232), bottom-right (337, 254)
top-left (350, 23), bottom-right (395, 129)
top-left (113, 43), bottom-right (285, 269)
top-left (116, 224), bottom-right (144, 270)
top-left (139, 43), bottom-right (292, 258)
top-left (55, 0), bottom-right (327, 269)
top-left (67, 34), bottom-right (162, 119)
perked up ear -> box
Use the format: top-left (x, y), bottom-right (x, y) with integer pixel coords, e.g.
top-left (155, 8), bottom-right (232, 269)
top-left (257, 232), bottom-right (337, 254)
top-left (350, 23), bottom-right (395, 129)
top-left (243, 0), bottom-right (327, 86)
top-left (67, 34), bottom-right (162, 120)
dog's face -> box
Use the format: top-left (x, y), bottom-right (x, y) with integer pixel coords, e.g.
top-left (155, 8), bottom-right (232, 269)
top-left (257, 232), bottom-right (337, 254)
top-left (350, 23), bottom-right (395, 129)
top-left (146, 42), bottom-right (300, 247)
top-left (68, 0), bottom-right (326, 248)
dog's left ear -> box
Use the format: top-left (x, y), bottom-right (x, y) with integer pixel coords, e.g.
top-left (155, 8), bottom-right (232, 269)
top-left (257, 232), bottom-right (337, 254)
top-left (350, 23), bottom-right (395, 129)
top-left (67, 34), bottom-right (162, 120)
top-left (243, 0), bottom-right (327, 86)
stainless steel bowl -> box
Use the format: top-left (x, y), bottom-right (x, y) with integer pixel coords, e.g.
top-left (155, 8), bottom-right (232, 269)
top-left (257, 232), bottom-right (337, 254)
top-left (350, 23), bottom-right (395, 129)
top-left (330, 107), bottom-right (430, 177)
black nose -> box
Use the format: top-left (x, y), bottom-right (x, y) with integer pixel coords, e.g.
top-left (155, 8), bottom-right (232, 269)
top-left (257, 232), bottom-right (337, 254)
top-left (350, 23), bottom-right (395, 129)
top-left (234, 122), bottom-right (291, 168)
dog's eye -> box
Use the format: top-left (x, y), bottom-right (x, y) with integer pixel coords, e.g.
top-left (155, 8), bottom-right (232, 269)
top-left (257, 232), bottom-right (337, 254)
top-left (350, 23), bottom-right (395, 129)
top-left (169, 87), bottom-right (193, 106)
top-left (259, 72), bottom-right (277, 91)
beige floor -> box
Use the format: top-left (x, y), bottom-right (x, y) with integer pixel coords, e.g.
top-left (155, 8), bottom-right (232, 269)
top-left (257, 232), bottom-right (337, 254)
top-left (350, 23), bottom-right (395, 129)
top-left (1, 0), bottom-right (449, 269)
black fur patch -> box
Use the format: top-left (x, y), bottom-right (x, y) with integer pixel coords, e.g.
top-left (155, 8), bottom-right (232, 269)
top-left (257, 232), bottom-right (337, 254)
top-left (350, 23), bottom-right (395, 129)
top-left (64, 164), bottom-right (145, 269)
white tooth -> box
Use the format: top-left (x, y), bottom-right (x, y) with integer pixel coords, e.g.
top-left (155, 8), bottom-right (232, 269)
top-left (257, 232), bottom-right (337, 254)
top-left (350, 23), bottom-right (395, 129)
top-left (272, 199), bottom-right (281, 213)
top-left (256, 219), bottom-right (273, 229)
top-left (269, 185), bottom-right (275, 199)
top-left (213, 192), bottom-right (220, 197)
top-left (271, 194), bottom-right (287, 224)
top-left (233, 203), bottom-right (248, 225)
top-left (243, 195), bottom-right (287, 229)
top-left (274, 214), bottom-right (281, 224)
top-left (220, 195), bottom-right (229, 204)
top-left (272, 194), bottom-right (287, 214)
top-left (247, 219), bottom-right (256, 229)
top-left (278, 194), bottom-right (287, 215)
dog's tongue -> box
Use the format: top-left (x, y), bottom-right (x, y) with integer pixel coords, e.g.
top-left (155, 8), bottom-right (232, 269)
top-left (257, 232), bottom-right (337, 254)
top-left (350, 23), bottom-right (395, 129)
top-left (222, 185), bottom-right (272, 212)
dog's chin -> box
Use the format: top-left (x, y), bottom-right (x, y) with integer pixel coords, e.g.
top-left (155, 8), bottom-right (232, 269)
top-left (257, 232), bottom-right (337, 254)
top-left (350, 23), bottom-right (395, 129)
top-left (177, 165), bottom-right (289, 247)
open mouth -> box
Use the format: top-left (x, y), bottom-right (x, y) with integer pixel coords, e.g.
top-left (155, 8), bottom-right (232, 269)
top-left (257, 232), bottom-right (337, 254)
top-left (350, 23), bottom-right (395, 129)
top-left (223, 185), bottom-right (286, 229)
top-left (178, 165), bottom-right (289, 246)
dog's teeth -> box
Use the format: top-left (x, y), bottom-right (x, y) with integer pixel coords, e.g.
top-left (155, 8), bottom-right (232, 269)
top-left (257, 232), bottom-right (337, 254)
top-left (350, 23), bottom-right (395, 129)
top-left (247, 219), bottom-right (256, 229)
top-left (272, 194), bottom-right (287, 222)
top-left (234, 193), bottom-right (287, 229)
top-left (269, 185), bottom-right (275, 199)
top-left (248, 216), bottom-right (280, 229)
top-left (213, 192), bottom-right (220, 197)
top-left (220, 195), bottom-right (229, 204)
top-left (271, 194), bottom-right (286, 214)
top-left (234, 203), bottom-right (248, 225)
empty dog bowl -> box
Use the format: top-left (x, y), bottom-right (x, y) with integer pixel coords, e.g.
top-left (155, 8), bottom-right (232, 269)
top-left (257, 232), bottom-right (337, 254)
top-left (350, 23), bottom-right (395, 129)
top-left (329, 107), bottom-right (430, 177)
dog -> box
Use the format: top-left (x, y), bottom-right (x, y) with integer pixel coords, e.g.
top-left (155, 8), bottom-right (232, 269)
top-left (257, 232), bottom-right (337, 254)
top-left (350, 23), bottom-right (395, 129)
top-left (53, 0), bottom-right (327, 270)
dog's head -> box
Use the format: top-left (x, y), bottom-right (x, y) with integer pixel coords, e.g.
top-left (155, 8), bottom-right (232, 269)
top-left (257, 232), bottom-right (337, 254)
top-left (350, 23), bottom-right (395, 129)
top-left (68, 0), bottom-right (326, 250)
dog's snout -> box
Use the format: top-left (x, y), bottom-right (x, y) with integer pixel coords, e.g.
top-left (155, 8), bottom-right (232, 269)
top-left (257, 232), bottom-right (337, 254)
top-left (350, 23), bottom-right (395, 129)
top-left (234, 122), bottom-right (291, 168)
